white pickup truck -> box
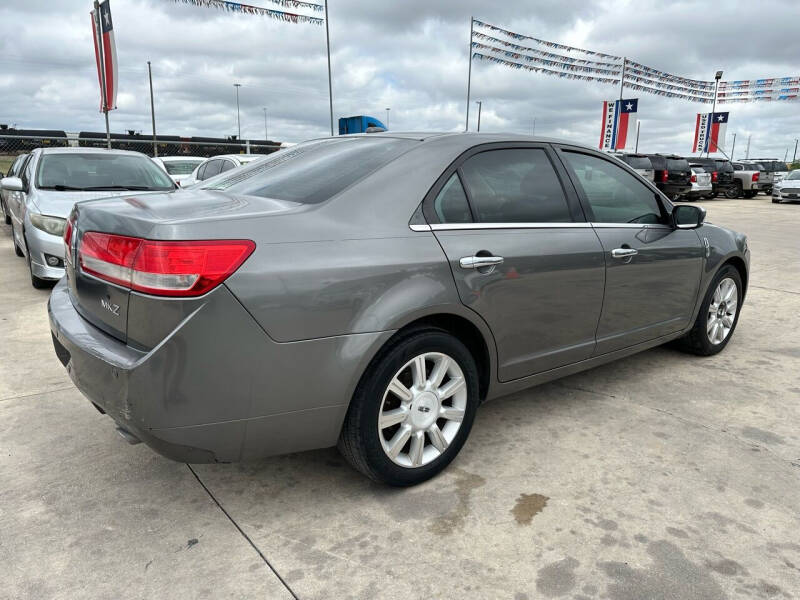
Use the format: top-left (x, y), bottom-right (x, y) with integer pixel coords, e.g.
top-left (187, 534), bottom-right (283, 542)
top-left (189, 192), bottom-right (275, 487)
top-left (732, 162), bottom-right (764, 198)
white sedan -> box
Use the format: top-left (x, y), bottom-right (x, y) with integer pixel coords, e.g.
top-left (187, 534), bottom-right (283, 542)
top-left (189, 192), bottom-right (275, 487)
top-left (181, 154), bottom-right (266, 187)
top-left (151, 156), bottom-right (205, 187)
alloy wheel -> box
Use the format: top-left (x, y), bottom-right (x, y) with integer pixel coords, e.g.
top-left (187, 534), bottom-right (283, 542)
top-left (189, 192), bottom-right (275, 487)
top-left (378, 352), bottom-right (467, 468)
top-left (707, 277), bottom-right (738, 345)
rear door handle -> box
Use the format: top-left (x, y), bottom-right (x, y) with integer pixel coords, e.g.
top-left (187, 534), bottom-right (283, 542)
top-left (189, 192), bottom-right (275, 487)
top-left (459, 255), bottom-right (504, 269)
top-left (611, 248), bottom-right (638, 259)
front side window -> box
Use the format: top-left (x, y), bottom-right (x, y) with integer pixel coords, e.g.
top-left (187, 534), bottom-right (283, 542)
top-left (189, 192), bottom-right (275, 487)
top-left (36, 153), bottom-right (174, 191)
top-left (458, 149), bottom-right (572, 223)
top-left (563, 151), bottom-right (665, 225)
top-left (433, 173), bottom-right (472, 223)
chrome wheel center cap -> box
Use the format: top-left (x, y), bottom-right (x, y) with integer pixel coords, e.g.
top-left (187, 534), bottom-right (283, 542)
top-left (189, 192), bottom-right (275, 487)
top-left (410, 391), bottom-right (439, 430)
top-left (717, 303), bottom-right (726, 318)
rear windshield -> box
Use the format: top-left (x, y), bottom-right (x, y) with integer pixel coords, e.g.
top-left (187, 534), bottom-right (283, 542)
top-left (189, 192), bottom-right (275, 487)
top-left (623, 156), bottom-right (651, 169)
top-left (773, 161), bottom-right (789, 172)
top-left (691, 166), bottom-right (706, 173)
top-left (161, 159), bottom-right (203, 175)
top-left (715, 161), bottom-right (733, 172)
top-left (203, 137), bottom-right (416, 204)
top-left (666, 159), bottom-right (689, 170)
top-left (36, 153), bottom-right (175, 191)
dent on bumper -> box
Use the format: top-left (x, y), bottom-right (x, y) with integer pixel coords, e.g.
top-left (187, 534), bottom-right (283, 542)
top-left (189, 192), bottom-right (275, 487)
top-left (48, 279), bottom-right (393, 463)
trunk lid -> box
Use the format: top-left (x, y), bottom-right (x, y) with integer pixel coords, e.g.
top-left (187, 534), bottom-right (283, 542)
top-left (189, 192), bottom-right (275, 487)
top-left (67, 190), bottom-right (301, 344)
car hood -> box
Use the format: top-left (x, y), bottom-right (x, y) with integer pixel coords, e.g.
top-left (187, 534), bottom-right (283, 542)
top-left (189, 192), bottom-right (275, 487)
top-left (30, 188), bottom-right (166, 218)
top-left (775, 179), bottom-right (799, 188)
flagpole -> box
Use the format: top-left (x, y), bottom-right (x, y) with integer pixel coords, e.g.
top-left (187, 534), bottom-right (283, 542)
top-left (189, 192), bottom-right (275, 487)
top-left (618, 56), bottom-right (626, 101)
top-left (324, 0), bottom-right (333, 136)
top-left (148, 61), bottom-right (157, 158)
top-left (635, 120), bottom-right (640, 153)
top-left (707, 70), bottom-right (723, 159)
top-left (465, 16), bottom-right (474, 131)
top-left (93, 0), bottom-right (111, 149)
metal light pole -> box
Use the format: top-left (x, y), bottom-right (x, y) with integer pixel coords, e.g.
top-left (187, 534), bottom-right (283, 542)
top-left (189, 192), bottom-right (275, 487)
top-left (730, 133), bottom-right (736, 161)
top-left (385, 107), bottom-right (390, 129)
top-left (233, 83), bottom-right (242, 140)
top-left (793, 139), bottom-right (798, 163)
top-left (618, 57), bottom-right (627, 100)
top-left (745, 134), bottom-right (751, 159)
top-left (147, 61), bottom-right (157, 157)
top-left (784, 148), bottom-right (789, 162)
top-left (533, 117), bottom-right (536, 136)
top-left (263, 107), bottom-right (268, 141)
top-left (707, 70), bottom-right (723, 159)
top-left (475, 101), bottom-right (482, 132)
top-left (325, 0), bottom-right (334, 135)
top-left (635, 120), bottom-right (641, 153)
top-left (465, 16), bottom-right (474, 131)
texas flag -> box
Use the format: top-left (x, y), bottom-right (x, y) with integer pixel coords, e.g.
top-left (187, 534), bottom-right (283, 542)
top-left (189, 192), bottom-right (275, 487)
top-left (91, 0), bottom-right (118, 112)
top-left (693, 112), bottom-right (728, 153)
top-left (599, 98), bottom-right (638, 151)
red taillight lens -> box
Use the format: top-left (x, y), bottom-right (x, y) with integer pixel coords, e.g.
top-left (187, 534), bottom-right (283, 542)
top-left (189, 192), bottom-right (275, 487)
top-left (661, 171), bottom-right (668, 183)
top-left (711, 171), bottom-right (719, 183)
top-left (752, 172), bottom-right (759, 182)
top-left (690, 174), bottom-right (697, 183)
top-left (78, 232), bottom-right (255, 297)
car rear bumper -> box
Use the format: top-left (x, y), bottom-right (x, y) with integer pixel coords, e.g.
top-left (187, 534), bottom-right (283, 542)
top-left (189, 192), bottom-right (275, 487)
top-left (48, 278), bottom-right (392, 463)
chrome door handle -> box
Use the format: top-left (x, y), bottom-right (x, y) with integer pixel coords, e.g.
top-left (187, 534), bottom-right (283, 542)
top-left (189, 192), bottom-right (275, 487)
top-left (459, 255), bottom-right (504, 269)
top-left (611, 248), bottom-right (638, 259)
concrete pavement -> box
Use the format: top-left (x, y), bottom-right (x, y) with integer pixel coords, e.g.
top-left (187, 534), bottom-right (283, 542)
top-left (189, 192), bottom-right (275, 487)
top-left (1, 196), bottom-right (799, 599)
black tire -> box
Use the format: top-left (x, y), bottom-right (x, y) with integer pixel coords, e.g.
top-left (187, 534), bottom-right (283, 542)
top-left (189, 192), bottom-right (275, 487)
top-left (14, 239), bottom-right (24, 257)
top-left (338, 327), bottom-right (480, 486)
top-left (743, 190), bottom-right (755, 199)
top-left (772, 198), bottom-right (780, 204)
top-left (708, 191), bottom-right (718, 199)
top-left (675, 264), bottom-right (743, 356)
top-left (725, 182), bottom-right (742, 199)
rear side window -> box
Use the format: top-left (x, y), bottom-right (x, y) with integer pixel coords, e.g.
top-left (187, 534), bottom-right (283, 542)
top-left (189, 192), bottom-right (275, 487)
top-left (206, 137), bottom-right (416, 204)
top-left (218, 160), bottom-right (235, 174)
top-left (433, 174), bottom-right (472, 223)
top-left (201, 159), bottom-right (223, 180)
top-left (563, 151), bottom-right (665, 225)
top-left (458, 149), bottom-right (572, 223)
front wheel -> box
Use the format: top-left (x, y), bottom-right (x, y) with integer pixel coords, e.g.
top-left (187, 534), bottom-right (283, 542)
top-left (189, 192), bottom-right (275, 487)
top-left (725, 183), bottom-right (742, 199)
top-left (338, 328), bottom-right (479, 486)
top-left (676, 265), bottom-right (743, 356)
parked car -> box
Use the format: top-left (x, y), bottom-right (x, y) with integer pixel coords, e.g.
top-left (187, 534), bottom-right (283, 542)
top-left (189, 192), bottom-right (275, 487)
top-left (645, 154), bottom-right (691, 199)
top-left (151, 156), bottom-right (205, 186)
top-left (1, 153), bottom-right (29, 225)
top-left (687, 157), bottom-right (736, 198)
top-left (750, 159), bottom-right (789, 194)
top-left (682, 166), bottom-right (712, 201)
top-left (771, 169), bottom-right (800, 203)
top-left (181, 154), bottom-right (265, 187)
top-left (610, 153), bottom-right (654, 181)
top-left (0, 148), bottom-right (175, 288)
top-left (731, 162), bottom-right (763, 198)
top-left (49, 133), bottom-right (749, 486)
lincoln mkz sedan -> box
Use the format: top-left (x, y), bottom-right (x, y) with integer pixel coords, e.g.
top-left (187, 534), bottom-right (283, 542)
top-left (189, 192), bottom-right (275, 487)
top-left (49, 133), bottom-right (749, 486)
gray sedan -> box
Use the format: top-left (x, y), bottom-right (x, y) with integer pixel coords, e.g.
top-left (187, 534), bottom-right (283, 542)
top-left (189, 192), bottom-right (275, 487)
top-left (1, 148), bottom-right (175, 287)
top-left (48, 133), bottom-right (749, 486)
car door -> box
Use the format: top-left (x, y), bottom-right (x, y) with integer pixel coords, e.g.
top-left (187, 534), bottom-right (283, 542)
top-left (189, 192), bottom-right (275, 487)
top-left (10, 153), bottom-right (35, 251)
top-left (556, 147), bottom-right (704, 354)
top-left (424, 144), bottom-right (606, 382)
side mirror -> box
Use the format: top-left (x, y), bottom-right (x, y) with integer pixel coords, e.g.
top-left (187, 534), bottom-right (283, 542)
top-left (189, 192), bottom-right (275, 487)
top-left (672, 204), bottom-right (706, 229)
top-left (0, 176), bottom-right (23, 192)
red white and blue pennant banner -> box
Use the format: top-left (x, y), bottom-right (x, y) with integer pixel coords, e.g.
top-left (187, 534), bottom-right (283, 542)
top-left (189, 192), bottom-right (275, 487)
top-left (472, 19), bottom-right (799, 103)
top-left (168, 0), bottom-right (324, 25)
top-left (599, 99), bottom-right (638, 151)
top-left (693, 112), bottom-right (728, 153)
top-left (91, 0), bottom-right (117, 112)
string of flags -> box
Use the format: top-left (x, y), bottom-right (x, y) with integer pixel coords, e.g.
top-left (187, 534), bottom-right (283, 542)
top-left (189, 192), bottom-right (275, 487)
top-left (472, 18), bottom-right (799, 103)
top-left (168, 0), bottom-right (324, 25)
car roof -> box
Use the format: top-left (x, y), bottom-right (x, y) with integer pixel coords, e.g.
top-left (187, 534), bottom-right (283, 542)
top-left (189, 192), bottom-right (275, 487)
top-left (157, 155), bottom-right (204, 161)
top-left (35, 147), bottom-right (147, 157)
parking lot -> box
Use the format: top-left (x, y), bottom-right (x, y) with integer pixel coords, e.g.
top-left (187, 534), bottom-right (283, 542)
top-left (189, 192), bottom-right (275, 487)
top-left (1, 196), bottom-right (798, 599)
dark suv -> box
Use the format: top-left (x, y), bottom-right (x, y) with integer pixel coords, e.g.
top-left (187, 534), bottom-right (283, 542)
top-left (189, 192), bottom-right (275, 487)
top-left (750, 159), bottom-right (789, 195)
top-left (645, 154), bottom-right (691, 200)
top-left (687, 157), bottom-right (736, 198)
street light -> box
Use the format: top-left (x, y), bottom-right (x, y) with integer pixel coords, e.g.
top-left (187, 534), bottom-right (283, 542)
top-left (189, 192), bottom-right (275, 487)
top-left (385, 107), bottom-right (390, 129)
top-left (707, 70), bottom-right (723, 158)
top-left (263, 107), bottom-right (268, 141)
top-left (475, 100), bottom-right (482, 132)
top-left (233, 83), bottom-right (242, 140)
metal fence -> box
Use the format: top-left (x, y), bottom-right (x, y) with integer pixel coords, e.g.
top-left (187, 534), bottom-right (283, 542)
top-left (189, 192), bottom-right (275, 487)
top-left (0, 134), bottom-right (283, 164)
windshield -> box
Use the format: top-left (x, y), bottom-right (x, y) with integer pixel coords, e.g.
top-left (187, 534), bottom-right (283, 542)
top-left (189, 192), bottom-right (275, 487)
top-left (161, 159), bottom-right (203, 175)
top-left (785, 170), bottom-right (800, 180)
top-left (37, 153), bottom-right (175, 191)
top-left (623, 156), bottom-right (651, 169)
top-left (202, 137), bottom-right (416, 204)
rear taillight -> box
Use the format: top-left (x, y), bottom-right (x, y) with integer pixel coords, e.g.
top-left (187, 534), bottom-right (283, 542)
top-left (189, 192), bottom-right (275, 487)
top-left (691, 174), bottom-right (697, 183)
top-left (79, 232), bottom-right (255, 297)
top-left (752, 172), bottom-right (759, 182)
top-left (661, 171), bottom-right (668, 183)
top-left (63, 214), bottom-right (76, 261)
top-left (711, 171), bottom-right (719, 183)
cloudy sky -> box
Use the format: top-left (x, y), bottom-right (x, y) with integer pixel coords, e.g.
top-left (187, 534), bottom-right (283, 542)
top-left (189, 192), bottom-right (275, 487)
top-left (1, 0), bottom-right (799, 159)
